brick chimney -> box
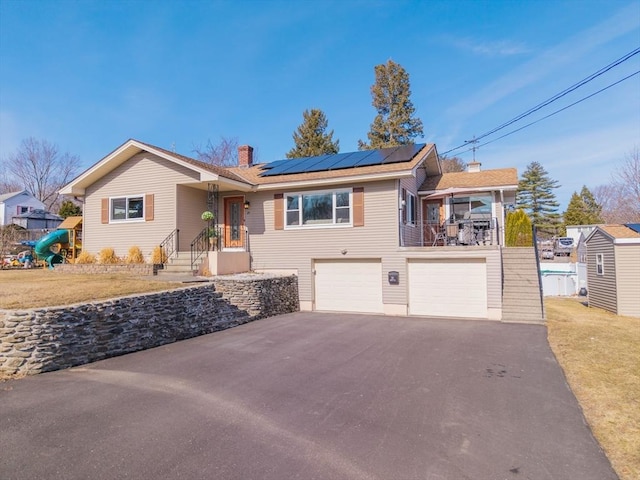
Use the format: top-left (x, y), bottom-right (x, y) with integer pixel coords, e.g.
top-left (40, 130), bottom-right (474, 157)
top-left (238, 145), bottom-right (254, 167)
top-left (467, 161), bottom-right (481, 173)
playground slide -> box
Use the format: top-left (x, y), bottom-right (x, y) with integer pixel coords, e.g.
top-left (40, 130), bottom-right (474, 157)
top-left (35, 229), bottom-right (69, 267)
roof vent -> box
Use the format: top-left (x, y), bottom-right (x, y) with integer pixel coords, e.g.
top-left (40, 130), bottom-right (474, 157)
top-left (467, 161), bottom-right (481, 173)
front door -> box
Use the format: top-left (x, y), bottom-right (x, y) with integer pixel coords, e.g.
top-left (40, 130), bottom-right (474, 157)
top-left (423, 200), bottom-right (443, 244)
top-left (224, 196), bottom-right (245, 249)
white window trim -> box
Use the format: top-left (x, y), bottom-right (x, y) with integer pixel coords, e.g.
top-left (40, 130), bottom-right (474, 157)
top-left (109, 194), bottom-right (146, 223)
top-left (406, 191), bottom-right (417, 226)
top-left (284, 188), bottom-right (353, 229)
top-left (596, 253), bottom-right (604, 276)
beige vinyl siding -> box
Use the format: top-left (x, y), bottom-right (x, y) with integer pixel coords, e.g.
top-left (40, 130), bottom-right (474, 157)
top-left (84, 152), bottom-right (201, 259)
top-left (246, 180), bottom-right (400, 305)
top-left (176, 185), bottom-right (208, 250)
top-left (400, 177), bottom-right (421, 247)
top-left (243, 179), bottom-right (503, 312)
top-left (586, 231), bottom-right (618, 314)
top-left (614, 244), bottom-right (640, 317)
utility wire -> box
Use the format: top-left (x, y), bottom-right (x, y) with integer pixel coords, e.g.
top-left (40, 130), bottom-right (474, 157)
top-left (447, 69), bottom-right (640, 157)
top-left (441, 46), bottom-right (640, 156)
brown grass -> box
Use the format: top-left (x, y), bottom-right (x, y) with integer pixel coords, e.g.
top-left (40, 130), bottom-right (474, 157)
top-left (0, 269), bottom-right (183, 309)
top-left (546, 297), bottom-right (640, 480)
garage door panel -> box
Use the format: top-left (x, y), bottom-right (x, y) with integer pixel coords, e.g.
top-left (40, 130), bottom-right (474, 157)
top-left (409, 259), bottom-right (487, 318)
top-left (315, 260), bottom-right (383, 313)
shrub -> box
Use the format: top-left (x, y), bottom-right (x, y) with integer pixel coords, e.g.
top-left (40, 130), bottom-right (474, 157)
top-left (506, 209), bottom-right (533, 247)
top-left (150, 245), bottom-right (167, 264)
top-left (125, 246), bottom-right (145, 264)
top-left (75, 251), bottom-right (96, 264)
top-left (97, 247), bottom-right (120, 264)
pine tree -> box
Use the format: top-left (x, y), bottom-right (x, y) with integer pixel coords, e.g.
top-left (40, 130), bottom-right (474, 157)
top-left (286, 109), bottom-right (339, 159)
top-left (58, 200), bottom-right (82, 218)
top-left (359, 60), bottom-right (423, 150)
top-left (516, 161), bottom-right (561, 235)
top-left (563, 186), bottom-right (603, 226)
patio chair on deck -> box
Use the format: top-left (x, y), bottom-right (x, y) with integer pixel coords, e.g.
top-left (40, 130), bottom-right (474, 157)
top-left (445, 222), bottom-right (459, 245)
top-left (429, 225), bottom-right (447, 246)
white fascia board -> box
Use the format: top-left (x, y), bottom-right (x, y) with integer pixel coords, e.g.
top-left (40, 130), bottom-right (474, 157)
top-left (614, 238), bottom-right (640, 245)
top-left (255, 170), bottom-right (413, 191)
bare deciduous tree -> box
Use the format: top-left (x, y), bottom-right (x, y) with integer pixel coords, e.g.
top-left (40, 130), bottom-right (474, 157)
top-left (439, 155), bottom-right (466, 173)
top-left (3, 137), bottom-right (81, 211)
top-left (193, 136), bottom-right (240, 167)
top-left (594, 146), bottom-right (640, 223)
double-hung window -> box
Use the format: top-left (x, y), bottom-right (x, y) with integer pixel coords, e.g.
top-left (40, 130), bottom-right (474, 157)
top-left (596, 253), bottom-right (604, 275)
top-left (402, 189), bottom-right (417, 226)
top-left (285, 189), bottom-right (351, 228)
top-left (110, 195), bottom-right (144, 222)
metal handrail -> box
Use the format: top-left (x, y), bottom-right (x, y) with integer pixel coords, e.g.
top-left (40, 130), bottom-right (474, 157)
top-left (159, 228), bottom-right (179, 263)
top-left (190, 226), bottom-right (220, 271)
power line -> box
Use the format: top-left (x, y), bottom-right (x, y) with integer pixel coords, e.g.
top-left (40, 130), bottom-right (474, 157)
top-left (448, 69), bottom-right (640, 157)
top-left (441, 46), bottom-right (640, 156)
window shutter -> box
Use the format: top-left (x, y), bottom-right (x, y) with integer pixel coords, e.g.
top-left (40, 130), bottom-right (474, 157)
top-left (145, 194), bottom-right (154, 221)
top-left (274, 194), bottom-right (284, 230)
top-left (101, 198), bottom-right (109, 224)
top-left (353, 187), bottom-right (364, 227)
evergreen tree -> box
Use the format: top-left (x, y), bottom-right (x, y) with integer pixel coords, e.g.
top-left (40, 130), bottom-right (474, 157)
top-left (358, 60), bottom-right (423, 150)
top-left (286, 109), bottom-right (339, 158)
top-left (505, 209), bottom-right (533, 247)
top-left (58, 200), bottom-right (82, 218)
top-left (516, 161), bottom-right (561, 235)
top-left (563, 186), bottom-right (603, 226)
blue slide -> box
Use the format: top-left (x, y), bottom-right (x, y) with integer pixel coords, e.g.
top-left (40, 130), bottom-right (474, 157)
top-left (34, 229), bottom-right (69, 268)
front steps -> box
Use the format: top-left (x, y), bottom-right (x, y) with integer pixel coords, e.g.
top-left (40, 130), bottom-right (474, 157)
top-left (501, 247), bottom-right (545, 323)
top-left (157, 251), bottom-right (202, 275)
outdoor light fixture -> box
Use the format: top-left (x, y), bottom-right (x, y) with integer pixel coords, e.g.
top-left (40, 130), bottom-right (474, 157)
top-left (244, 200), bottom-right (250, 210)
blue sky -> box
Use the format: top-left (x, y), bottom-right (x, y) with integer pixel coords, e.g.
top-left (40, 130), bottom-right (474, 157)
top-left (1, 0), bottom-right (639, 209)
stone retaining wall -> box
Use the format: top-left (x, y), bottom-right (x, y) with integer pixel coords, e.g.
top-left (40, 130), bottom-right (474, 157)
top-left (0, 275), bottom-right (298, 380)
top-left (55, 264), bottom-right (156, 275)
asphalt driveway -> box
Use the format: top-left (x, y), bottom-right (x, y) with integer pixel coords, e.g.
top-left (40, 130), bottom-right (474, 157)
top-left (1, 312), bottom-right (616, 480)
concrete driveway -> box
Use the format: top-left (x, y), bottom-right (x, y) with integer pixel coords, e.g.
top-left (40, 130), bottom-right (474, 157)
top-left (1, 313), bottom-right (616, 480)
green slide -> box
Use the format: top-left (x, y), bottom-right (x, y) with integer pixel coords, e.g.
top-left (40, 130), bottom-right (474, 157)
top-left (34, 229), bottom-right (69, 268)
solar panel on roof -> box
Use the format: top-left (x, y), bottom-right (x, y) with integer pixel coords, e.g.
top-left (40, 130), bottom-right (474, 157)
top-left (626, 223), bottom-right (640, 233)
top-left (382, 143), bottom-right (425, 164)
top-left (303, 154), bottom-right (348, 173)
top-left (277, 155), bottom-right (332, 174)
top-left (327, 150), bottom-right (374, 170)
top-left (353, 149), bottom-right (390, 167)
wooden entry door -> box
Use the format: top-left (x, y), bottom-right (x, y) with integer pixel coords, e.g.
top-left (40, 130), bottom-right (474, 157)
top-left (224, 196), bottom-right (245, 249)
top-left (423, 200), bottom-right (443, 245)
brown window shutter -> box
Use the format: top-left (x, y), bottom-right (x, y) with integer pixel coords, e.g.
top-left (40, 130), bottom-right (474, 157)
top-left (101, 198), bottom-right (109, 224)
top-left (145, 194), bottom-right (154, 221)
top-left (353, 187), bottom-right (364, 227)
top-left (274, 193), bottom-right (284, 230)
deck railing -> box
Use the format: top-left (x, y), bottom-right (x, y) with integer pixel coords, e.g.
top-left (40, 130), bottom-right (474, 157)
top-left (421, 217), bottom-right (499, 247)
top-left (159, 228), bottom-right (179, 263)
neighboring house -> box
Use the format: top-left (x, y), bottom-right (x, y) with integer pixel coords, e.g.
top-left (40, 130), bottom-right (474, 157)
top-left (0, 190), bottom-right (46, 226)
top-left (60, 139), bottom-right (520, 320)
top-left (585, 224), bottom-right (640, 318)
top-left (566, 224), bottom-right (599, 246)
top-left (12, 209), bottom-right (63, 230)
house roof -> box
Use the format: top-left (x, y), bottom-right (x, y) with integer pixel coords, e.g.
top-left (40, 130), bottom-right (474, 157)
top-left (60, 139), bottom-right (253, 196)
top-left (418, 168), bottom-right (518, 193)
top-left (0, 190), bottom-right (43, 203)
top-left (586, 224), bottom-right (640, 245)
top-left (229, 144), bottom-right (439, 189)
top-left (13, 209), bottom-right (62, 220)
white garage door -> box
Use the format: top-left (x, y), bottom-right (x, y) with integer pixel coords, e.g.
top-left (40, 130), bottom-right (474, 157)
top-left (314, 259), bottom-right (383, 313)
top-left (408, 259), bottom-right (487, 318)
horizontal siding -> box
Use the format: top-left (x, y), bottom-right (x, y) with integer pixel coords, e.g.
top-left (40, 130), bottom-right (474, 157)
top-left (84, 153), bottom-right (200, 259)
top-left (176, 185), bottom-right (209, 250)
top-left (246, 180), bottom-right (400, 305)
top-left (614, 244), bottom-right (640, 317)
top-left (586, 231), bottom-right (617, 314)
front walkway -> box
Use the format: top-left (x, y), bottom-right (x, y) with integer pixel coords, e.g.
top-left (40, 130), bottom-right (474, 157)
top-left (0, 313), bottom-right (616, 480)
